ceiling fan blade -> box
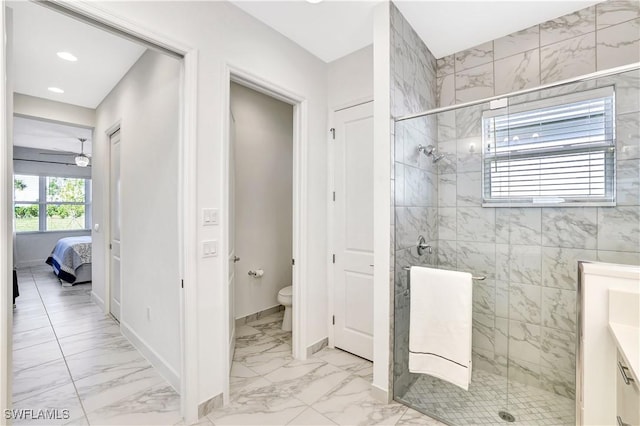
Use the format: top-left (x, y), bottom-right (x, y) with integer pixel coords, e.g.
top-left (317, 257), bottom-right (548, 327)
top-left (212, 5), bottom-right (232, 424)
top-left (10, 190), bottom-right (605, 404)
top-left (39, 151), bottom-right (75, 156)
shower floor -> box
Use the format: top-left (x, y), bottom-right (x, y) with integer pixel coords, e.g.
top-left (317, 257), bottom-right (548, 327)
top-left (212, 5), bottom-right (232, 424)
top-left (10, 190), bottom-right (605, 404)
top-left (397, 369), bottom-right (575, 426)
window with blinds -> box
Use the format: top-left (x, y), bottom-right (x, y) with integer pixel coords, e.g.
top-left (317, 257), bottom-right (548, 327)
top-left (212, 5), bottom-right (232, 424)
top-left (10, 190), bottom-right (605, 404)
top-left (482, 87), bottom-right (616, 207)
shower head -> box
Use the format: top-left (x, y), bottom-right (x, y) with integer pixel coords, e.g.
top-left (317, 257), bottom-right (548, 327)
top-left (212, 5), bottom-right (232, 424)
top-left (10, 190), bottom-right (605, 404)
top-left (417, 144), bottom-right (444, 164)
top-left (432, 153), bottom-right (445, 163)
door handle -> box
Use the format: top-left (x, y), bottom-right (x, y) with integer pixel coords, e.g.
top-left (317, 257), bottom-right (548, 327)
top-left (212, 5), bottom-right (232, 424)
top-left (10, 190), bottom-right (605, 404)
top-left (233, 256), bottom-right (240, 263)
top-left (618, 361), bottom-right (635, 385)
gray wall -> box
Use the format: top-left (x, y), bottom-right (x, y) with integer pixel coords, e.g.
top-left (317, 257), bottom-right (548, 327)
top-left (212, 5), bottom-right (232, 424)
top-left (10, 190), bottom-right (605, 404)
top-left (230, 82), bottom-right (293, 319)
top-left (391, 0), bottom-right (640, 402)
top-left (14, 146), bottom-right (91, 268)
top-left (93, 49), bottom-right (181, 387)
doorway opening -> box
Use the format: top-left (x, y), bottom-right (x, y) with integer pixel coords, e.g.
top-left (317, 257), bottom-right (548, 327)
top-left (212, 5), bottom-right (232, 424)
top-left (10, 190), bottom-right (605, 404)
top-left (4, 0), bottom-right (194, 423)
top-left (228, 81), bottom-right (294, 373)
top-left (223, 68), bottom-right (309, 403)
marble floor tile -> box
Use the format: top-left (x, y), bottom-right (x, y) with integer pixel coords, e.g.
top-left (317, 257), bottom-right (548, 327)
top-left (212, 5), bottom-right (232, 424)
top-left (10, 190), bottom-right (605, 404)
top-left (12, 325), bottom-right (56, 351)
top-left (52, 315), bottom-right (116, 339)
top-left (207, 378), bottom-right (307, 425)
top-left (85, 383), bottom-right (181, 425)
top-left (229, 362), bottom-right (262, 398)
top-left (396, 408), bottom-right (445, 425)
top-left (58, 325), bottom-right (132, 357)
top-left (312, 347), bottom-right (373, 379)
top-left (12, 358), bottom-right (73, 403)
top-left (65, 344), bottom-right (152, 382)
top-left (236, 342), bottom-right (294, 376)
top-left (264, 358), bottom-right (350, 405)
top-left (12, 314), bottom-right (51, 334)
top-left (286, 407), bottom-right (337, 425)
top-left (312, 376), bottom-right (407, 425)
top-left (12, 383), bottom-right (85, 425)
top-left (175, 417), bottom-right (214, 426)
top-left (13, 339), bottom-right (64, 372)
top-left (75, 365), bottom-right (166, 414)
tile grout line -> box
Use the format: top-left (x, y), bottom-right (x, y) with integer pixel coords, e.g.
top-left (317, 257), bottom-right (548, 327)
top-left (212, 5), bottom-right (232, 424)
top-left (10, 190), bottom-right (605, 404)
top-left (29, 268), bottom-right (92, 425)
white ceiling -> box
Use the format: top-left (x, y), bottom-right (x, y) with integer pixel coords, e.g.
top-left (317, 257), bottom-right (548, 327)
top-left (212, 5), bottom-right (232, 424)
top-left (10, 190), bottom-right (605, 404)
top-left (231, 0), bottom-right (601, 62)
top-left (14, 116), bottom-right (92, 156)
top-left (231, 1), bottom-right (381, 63)
top-left (9, 1), bottom-right (146, 109)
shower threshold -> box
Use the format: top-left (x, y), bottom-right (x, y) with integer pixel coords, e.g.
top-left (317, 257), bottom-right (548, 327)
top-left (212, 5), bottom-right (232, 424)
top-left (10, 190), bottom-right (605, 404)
top-left (396, 369), bottom-right (574, 426)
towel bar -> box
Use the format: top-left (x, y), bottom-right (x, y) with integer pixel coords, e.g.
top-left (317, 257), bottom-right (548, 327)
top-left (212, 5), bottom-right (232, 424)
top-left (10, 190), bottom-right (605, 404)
top-left (401, 265), bottom-right (486, 281)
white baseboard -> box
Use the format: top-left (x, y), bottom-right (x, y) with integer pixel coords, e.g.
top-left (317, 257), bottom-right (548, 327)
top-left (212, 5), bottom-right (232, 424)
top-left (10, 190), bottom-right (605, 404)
top-left (371, 383), bottom-right (390, 403)
top-left (90, 291), bottom-right (105, 312)
top-left (120, 321), bottom-right (180, 392)
top-left (17, 260), bottom-right (48, 269)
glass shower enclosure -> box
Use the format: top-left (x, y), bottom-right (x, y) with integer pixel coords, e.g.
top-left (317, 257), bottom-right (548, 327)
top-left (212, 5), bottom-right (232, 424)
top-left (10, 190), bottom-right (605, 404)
top-left (392, 66), bottom-right (640, 425)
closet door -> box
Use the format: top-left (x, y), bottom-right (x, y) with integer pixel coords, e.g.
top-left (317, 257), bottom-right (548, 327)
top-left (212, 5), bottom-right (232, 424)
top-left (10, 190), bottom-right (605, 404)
top-left (332, 101), bottom-right (374, 361)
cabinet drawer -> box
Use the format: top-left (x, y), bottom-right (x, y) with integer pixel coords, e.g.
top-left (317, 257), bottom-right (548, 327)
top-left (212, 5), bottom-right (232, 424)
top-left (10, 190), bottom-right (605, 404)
top-left (617, 351), bottom-right (640, 426)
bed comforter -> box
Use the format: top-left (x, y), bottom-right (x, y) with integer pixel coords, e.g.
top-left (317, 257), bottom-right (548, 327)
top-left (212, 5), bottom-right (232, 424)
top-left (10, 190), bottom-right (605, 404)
top-left (45, 236), bottom-right (92, 284)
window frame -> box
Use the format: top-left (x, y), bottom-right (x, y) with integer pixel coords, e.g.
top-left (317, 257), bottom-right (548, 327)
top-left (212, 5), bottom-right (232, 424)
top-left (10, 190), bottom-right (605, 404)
top-left (481, 86), bottom-right (616, 208)
top-left (14, 174), bottom-right (92, 233)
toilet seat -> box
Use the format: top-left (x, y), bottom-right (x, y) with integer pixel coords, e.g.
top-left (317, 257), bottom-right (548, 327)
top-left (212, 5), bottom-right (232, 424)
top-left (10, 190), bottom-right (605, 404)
top-left (278, 286), bottom-right (292, 305)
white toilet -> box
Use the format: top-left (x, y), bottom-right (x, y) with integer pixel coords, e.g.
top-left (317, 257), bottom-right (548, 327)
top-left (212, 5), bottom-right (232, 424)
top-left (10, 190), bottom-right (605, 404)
top-left (277, 285), bottom-right (293, 332)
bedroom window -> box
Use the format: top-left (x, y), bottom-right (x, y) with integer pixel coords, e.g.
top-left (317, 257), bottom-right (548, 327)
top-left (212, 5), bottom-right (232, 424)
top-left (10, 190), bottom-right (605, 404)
top-left (482, 87), bottom-right (615, 207)
top-left (14, 175), bottom-right (91, 232)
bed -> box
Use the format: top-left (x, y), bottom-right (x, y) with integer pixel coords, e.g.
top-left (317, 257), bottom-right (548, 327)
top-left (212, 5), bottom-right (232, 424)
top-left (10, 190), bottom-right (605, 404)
top-left (45, 236), bottom-right (92, 286)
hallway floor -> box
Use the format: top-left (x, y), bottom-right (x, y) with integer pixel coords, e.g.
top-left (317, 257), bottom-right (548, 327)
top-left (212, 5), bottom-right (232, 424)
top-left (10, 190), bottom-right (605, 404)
top-left (206, 312), bottom-right (444, 425)
top-left (12, 266), bottom-right (180, 425)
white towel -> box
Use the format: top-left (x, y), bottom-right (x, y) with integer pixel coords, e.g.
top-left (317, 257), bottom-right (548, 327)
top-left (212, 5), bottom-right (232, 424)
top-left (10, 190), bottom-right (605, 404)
top-left (408, 266), bottom-right (473, 390)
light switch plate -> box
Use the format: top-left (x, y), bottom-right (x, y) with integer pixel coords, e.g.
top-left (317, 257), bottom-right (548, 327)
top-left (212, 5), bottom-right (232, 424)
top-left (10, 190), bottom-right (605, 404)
top-left (203, 208), bottom-right (219, 226)
top-left (202, 240), bottom-right (218, 258)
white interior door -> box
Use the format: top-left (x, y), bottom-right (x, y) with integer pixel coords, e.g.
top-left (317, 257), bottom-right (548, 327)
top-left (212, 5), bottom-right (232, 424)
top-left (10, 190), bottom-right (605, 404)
top-left (228, 110), bottom-right (237, 370)
top-left (109, 130), bottom-right (121, 322)
top-left (333, 102), bottom-right (374, 361)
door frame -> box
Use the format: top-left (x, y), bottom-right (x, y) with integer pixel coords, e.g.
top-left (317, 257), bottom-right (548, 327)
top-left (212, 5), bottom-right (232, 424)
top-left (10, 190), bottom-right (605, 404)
top-left (105, 124), bottom-right (121, 323)
top-left (0, 4), bottom-right (13, 418)
top-left (222, 63), bottom-right (308, 400)
top-left (0, 2), bottom-right (200, 423)
top-left (326, 97), bottom-right (373, 349)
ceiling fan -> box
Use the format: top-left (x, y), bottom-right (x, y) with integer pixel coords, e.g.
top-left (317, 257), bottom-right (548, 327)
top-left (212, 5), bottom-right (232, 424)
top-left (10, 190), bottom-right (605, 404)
top-left (39, 138), bottom-right (91, 167)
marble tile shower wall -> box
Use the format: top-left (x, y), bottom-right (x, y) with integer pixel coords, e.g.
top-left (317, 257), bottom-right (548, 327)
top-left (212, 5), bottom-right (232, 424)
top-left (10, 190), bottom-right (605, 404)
top-left (389, 3), bottom-right (439, 398)
top-left (433, 0), bottom-right (640, 399)
top-left (436, 0), bottom-right (640, 106)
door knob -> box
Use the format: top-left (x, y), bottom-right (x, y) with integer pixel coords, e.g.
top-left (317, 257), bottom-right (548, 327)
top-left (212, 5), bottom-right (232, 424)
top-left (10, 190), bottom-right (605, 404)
top-left (233, 256), bottom-right (240, 263)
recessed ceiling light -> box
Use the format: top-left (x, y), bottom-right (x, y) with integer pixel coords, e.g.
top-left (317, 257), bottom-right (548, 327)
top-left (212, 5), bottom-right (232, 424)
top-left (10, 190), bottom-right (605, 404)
top-left (48, 87), bottom-right (64, 94)
top-left (57, 51), bottom-right (78, 62)
top-left (306, 0), bottom-right (323, 3)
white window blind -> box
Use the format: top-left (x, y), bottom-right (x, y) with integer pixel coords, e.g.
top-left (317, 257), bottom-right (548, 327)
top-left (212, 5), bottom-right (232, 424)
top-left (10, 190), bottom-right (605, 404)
top-left (482, 87), bottom-right (616, 207)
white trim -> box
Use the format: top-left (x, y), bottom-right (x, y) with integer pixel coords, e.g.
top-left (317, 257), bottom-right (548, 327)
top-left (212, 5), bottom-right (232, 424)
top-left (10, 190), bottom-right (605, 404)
top-left (179, 50), bottom-right (199, 425)
top-left (2, 2), bottom-right (200, 423)
top-left (105, 120), bottom-right (121, 137)
top-left (0, 5), bottom-right (13, 419)
top-left (372, 1), bottom-right (392, 401)
top-left (371, 384), bottom-right (390, 404)
top-left (222, 65), bottom-right (309, 403)
top-left (121, 321), bottom-right (180, 391)
top-left (104, 126), bottom-right (120, 321)
top-left (90, 290), bottom-right (105, 312)
top-left (331, 96), bottom-right (374, 113)
top-left (327, 108), bottom-right (335, 349)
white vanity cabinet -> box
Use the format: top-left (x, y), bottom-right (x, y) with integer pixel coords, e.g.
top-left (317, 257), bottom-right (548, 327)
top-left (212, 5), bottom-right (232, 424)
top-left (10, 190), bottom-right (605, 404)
top-left (617, 349), bottom-right (640, 426)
